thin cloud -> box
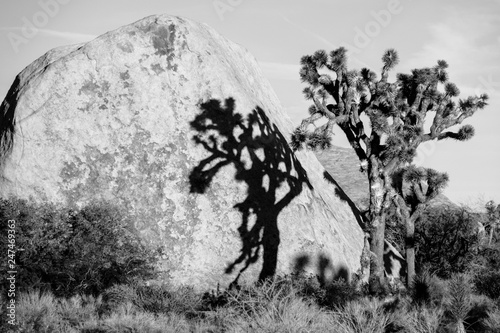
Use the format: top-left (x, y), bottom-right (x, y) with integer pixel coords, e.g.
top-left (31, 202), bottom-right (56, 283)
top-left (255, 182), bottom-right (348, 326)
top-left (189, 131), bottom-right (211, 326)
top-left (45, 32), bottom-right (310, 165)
top-left (279, 14), bottom-right (337, 50)
top-left (402, 6), bottom-right (500, 96)
top-left (0, 26), bottom-right (97, 42)
top-left (258, 61), bottom-right (300, 81)
top-left (279, 14), bottom-right (370, 69)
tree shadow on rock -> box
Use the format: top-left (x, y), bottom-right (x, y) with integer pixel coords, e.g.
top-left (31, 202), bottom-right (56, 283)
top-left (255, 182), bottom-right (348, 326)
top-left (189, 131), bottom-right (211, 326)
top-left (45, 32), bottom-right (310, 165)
top-left (323, 170), bottom-right (367, 230)
top-left (189, 98), bottom-right (312, 284)
top-left (292, 253), bottom-right (349, 285)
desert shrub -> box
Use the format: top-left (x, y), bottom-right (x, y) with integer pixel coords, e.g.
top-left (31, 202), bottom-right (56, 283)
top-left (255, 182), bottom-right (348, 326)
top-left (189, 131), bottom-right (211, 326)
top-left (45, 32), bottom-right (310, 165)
top-left (199, 274), bottom-right (318, 312)
top-left (410, 273), bottom-right (432, 307)
top-left (227, 295), bottom-right (328, 333)
top-left (409, 271), bottom-right (448, 307)
top-left (201, 284), bottom-right (230, 310)
top-left (0, 198), bottom-right (160, 297)
top-left (405, 306), bottom-right (444, 333)
top-left (474, 269), bottom-right (500, 301)
top-left (440, 273), bottom-right (474, 333)
top-left (219, 277), bottom-right (333, 333)
top-left (133, 283), bottom-right (202, 316)
top-left (81, 311), bottom-right (198, 333)
top-left (484, 308), bottom-right (500, 333)
top-left (15, 292), bottom-right (100, 332)
top-left (251, 274), bottom-right (360, 310)
top-left (367, 274), bottom-right (392, 298)
top-left (318, 278), bottom-right (361, 309)
top-left (477, 243), bottom-right (500, 269)
top-left (463, 294), bottom-right (497, 333)
top-left (333, 298), bottom-right (393, 333)
top-left (57, 294), bottom-right (101, 328)
top-left (99, 284), bottom-right (138, 316)
top-left (415, 206), bottom-right (481, 278)
top-left (219, 275), bottom-right (323, 324)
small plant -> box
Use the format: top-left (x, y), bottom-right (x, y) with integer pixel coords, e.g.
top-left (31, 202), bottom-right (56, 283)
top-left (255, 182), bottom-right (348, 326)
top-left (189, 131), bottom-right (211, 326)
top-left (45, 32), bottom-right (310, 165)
top-left (474, 269), bottom-right (500, 301)
top-left (410, 271), bottom-right (448, 307)
top-left (334, 298), bottom-right (392, 333)
top-left (416, 206), bottom-right (481, 278)
top-left (99, 284), bottom-right (137, 316)
top-left (485, 308), bottom-right (500, 333)
top-left (134, 283), bottom-right (202, 316)
top-left (15, 290), bottom-right (72, 333)
top-left (443, 273), bottom-right (473, 333)
top-left (201, 284), bottom-right (229, 310)
top-left (464, 294), bottom-right (496, 333)
top-left (319, 278), bottom-right (360, 309)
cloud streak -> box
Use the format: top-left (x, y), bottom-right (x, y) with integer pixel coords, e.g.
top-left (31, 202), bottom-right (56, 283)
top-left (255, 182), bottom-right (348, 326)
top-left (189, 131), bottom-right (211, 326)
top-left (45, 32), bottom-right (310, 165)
top-left (279, 14), bottom-right (370, 69)
top-left (0, 26), bottom-right (97, 42)
top-left (258, 61), bottom-right (301, 81)
top-left (279, 14), bottom-right (337, 50)
top-left (402, 6), bottom-right (500, 96)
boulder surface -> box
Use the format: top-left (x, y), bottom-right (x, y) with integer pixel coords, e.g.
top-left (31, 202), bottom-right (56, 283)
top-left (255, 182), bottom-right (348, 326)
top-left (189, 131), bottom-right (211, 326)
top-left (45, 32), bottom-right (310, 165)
top-left (315, 147), bottom-right (456, 211)
top-left (0, 15), bottom-right (364, 289)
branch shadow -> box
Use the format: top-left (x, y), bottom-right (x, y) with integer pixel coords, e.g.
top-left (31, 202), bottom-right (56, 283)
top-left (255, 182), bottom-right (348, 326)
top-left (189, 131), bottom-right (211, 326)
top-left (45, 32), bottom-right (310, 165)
top-left (189, 98), bottom-right (312, 284)
top-left (292, 253), bottom-right (349, 285)
top-left (323, 170), bottom-right (367, 231)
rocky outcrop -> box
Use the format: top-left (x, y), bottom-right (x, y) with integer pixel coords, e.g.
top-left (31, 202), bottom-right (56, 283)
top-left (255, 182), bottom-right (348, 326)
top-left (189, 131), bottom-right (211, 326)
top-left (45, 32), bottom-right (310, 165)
top-left (315, 147), bottom-right (456, 211)
top-left (0, 15), bottom-right (365, 290)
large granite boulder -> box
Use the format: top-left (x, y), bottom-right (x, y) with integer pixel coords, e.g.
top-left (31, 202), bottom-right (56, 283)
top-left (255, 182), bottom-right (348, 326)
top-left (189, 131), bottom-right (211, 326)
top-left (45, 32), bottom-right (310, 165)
top-left (0, 15), bottom-right (364, 290)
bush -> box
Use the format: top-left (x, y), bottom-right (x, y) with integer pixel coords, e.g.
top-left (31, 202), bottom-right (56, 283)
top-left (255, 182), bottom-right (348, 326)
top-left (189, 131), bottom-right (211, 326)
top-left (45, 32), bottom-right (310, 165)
top-left (0, 198), bottom-right (160, 297)
top-left (135, 283), bottom-right (201, 315)
top-left (474, 269), bottom-right (500, 301)
top-left (14, 290), bottom-right (71, 333)
top-left (319, 278), bottom-right (360, 309)
top-left (410, 271), bottom-right (448, 307)
top-left (415, 206), bottom-right (481, 278)
top-left (476, 243), bottom-right (500, 270)
top-left (99, 284), bottom-right (137, 316)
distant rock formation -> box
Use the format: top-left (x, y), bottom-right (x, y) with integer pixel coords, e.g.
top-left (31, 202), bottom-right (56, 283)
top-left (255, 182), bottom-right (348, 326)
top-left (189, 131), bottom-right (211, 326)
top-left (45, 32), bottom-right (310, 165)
top-left (0, 15), bottom-right (364, 290)
top-left (315, 147), bottom-right (456, 211)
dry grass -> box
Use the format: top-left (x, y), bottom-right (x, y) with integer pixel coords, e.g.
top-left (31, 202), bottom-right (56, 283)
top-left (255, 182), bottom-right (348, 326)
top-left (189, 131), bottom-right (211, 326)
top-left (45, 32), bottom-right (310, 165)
top-left (6, 273), bottom-right (500, 333)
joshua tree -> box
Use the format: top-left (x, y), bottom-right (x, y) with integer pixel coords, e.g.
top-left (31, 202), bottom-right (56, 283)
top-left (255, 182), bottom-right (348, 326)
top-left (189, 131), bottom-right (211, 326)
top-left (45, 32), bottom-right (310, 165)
top-left (291, 47), bottom-right (488, 289)
top-left (391, 165), bottom-right (449, 285)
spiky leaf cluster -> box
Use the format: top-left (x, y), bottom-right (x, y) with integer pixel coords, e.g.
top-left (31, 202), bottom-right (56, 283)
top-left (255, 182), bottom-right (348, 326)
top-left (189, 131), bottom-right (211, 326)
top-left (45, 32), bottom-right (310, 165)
top-left (290, 128), bottom-right (307, 151)
top-left (292, 47), bottom-right (488, 179)
top-left (456, 125), bottom-right (475, 141)
top-left (382, 48), bottom-right (399, 72)
top-left (307, 131), bottom-right (332, 150)
top-left (393, 166), bottom-right (449, 208)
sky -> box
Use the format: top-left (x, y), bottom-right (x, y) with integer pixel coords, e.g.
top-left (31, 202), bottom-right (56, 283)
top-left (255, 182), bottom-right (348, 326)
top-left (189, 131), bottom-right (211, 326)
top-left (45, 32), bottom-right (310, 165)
top-left (0, 0), bottom-right (499, 207)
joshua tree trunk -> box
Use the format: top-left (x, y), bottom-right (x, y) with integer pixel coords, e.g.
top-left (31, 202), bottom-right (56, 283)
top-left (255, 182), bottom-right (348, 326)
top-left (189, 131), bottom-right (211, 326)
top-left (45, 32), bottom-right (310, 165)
top-left (367, 158), bottom-right (389, 290)
top-left (406, 217), bottom-right (415, 286)
top-left (369, 211), bottom-right (386, 288)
